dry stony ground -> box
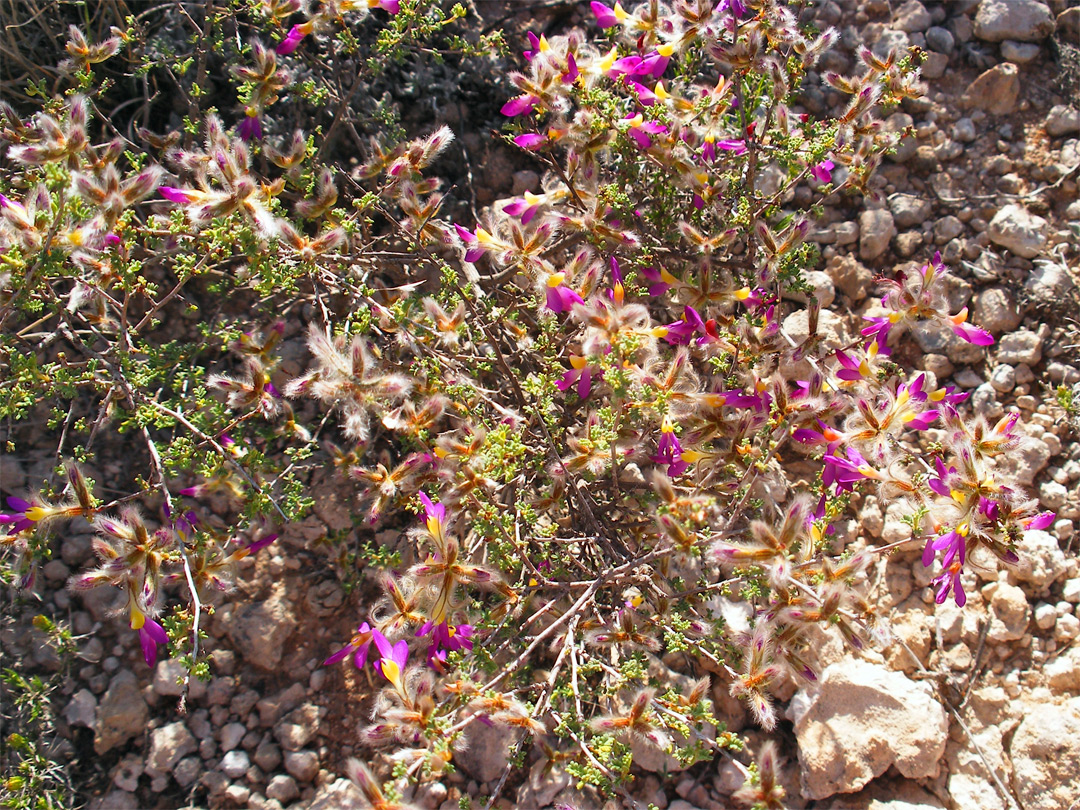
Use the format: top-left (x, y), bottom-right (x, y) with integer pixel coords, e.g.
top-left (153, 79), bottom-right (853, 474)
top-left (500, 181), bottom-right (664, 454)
top-left (3, 1), bottom-right (1080, 809)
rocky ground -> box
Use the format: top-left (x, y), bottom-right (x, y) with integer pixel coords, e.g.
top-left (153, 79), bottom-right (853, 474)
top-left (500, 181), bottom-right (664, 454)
top-left (2, 1), bottom-right (1080, 809)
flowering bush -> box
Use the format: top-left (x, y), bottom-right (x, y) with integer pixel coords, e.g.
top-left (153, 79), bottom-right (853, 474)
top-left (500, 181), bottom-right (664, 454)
top-left (0, 0), bottom-right (1056, 805)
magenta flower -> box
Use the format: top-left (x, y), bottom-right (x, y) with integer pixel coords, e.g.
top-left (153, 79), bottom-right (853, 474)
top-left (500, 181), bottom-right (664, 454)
top-left (0, 497), bottom-right (38, 533)
top-left (138, 617), bottom-right (169, 668)
top-left (513, 133), bottom-right (546, 150)
top-left (562, 52), bottom-right (579, 83)
top-left (609, 56), bottom-right (643, 78)
top-left (591, 0), bottom-right (624, 27)
top-left (238, 111), bottom-right (263, 141)
top-left (545, 273), bottom-right (584, 313)
top-left (948, 308), bottom-right (994, 345)
top-left (823, 446), bottom-right (878, 494)
top-left (640, 265), bottom-right (677, 296)
top-left (652, 418), bottom-right (688, 476)
top-left (372, 628), bottom-right (409, 690)
top-left (624, 115), bottom-right (666, 149)
top-left (501, 94), bottom-right (540, 117)
top-left (719, 0), bottom-right (748, 15)
top-left (373, 0), bottom-right (400, 12)
top-left (522, 31), bottom-right (541, 61)
top-left (557, 355), bottom-right (602, 399)
top-left (419, 620), bottom-right (474, 669)
top-left (1024, 511), bottom-right (1055, 531)
top-left (925, 529), bottom-right (967, 607)
top-left (159, 186), bottom-right (196, 205)
top-left (638, 46), bottom-right (673, 78)
top-left (324, 621), bottom-right (375, 668)
top-left (809, 159), bottom-right (835, 184)
top-left (502, 192), bottom-right (543, 224)
top-left (861, 315), bottom-right (893, 348)
top-left (453, 223), bottom-right (488, 263)
top-left (276, 22), bottom-right (313, 55)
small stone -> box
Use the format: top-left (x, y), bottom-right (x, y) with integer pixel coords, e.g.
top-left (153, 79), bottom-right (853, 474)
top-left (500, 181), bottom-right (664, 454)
top-left (1010, 698), bottom-right (1080, 810)
top-left (966, 63), bottom-right (1019, 116)
top-left (173, 756), bottom-right (201, 788)
top-left (859, 209), bottom-right (896, 260)
top-left (988, 204), bottom-right (1048, 258)
top-left (510, 170), bottom-right (540, 196)
top-left (824, 256), bottom-right (872, 305)
top-left (1011, 531), bottom-right (1067, 589)
top-left (274, 703), bottom-right (320, 751)
top-left (256, 683), bottom-right (306, 726)
top-left (283, 749), bottom-right (319, 783)
top-left (266, 775), bottom-right (300, 803)
top-left (223, 784), bottom-right (251, 806)
top-left (889, 193), bottom-right (933, 228)
top-left (152, 659), bottom-right (186, 698)
top-left (974, 0), bottom-right (1055, 42)
top-left (1036, 602), bottom-right (1058, 629)
top-left (1059, 7), bottom-right (1080, 38)
top-left (973, 287), bottom-right (1022, 334)
top-left (226, 582), bottom-right (296, 671)
top-left (1063, 579), bottom-right (1080, 604)
top-left (453, 717), bottom-right (517, 783)
top-left (922, 50), bottom-right (950, 79)
top-left (94, 670), bottom-right (149, 755)
top-left (111, 755), bottom-right (142, 792)
top-left (989, 364), bottom-right (1016, 393)
top-left (934, 215), bottom-right (964, 244)
top-left (926, 25), bottom-right (955, 53)
top-left (894, 0), bottom-right (932, 32)
top-left (147, 721), bottom-right (197, 774)
top-left (220, 749), bottom-right (250, 779)
top-left (988, 582), bottom-right (1030, 642)
top-left (220, 722), bottom-right (246, 753)
top-left (64, 689), bottom-right (97, 728)
top-left (1040, 481), bottom-right (1068, 510)
top-left (1001, 40), bottom-right (1041, 63)
top-left (996, 330), bottom-right (1043, 366)
top-left (1056, 614), bottom-right (1080, 642)
top-left (255, 740), bottom-right (283, 772)
top-left (1026, 260), bottom-right (1076, 303)
top-left (1046, 649), bottom-right (1080, 693)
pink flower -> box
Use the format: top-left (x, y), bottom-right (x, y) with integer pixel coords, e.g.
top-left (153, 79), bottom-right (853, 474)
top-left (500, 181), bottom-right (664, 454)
top-left (0, 497), bottom-right (38, 533)
top-left (138, 617), bottom-right (169, 668)
top-left (545, 273), bottom-right (584, 313)
top-left (276, 22), bottom-right (313, 55)
top-left (238, 111), bottom-right (263, 141)
top-left (523, 31), bottom-right (541, 61)
top-left (323, 622), bottom-right (375, 668)
top-left (502, 192), bottom-right (543, 224)
top-left (513, 133), bottom-right (546, 150)
top-left (652, 418), bottom-right (687, 476)
top-left (948, 308), bottom-right (994, 345)
top-left (372, 629), bottom-right (409, 690)
top-left (453, 223), bottom-right (487, 263)
top-left (640, 265), bottom-right (676, 296)
top-left (591, 1), bottom-right (625, 28)
top-left (159, 186), bottom-right (195, 205)
top-left (373, 0), bottom-right (400, 12)
top-left (501, 95), bottom-right (540, 117)
top-left (1024, 511), bottom-right (1055, 531)
top-left (624, 114), bottom-right (666, 149)
top-left (809, 159), bottom-right (835, 184)
top-left (557, 355), bottom-right (601, 399)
